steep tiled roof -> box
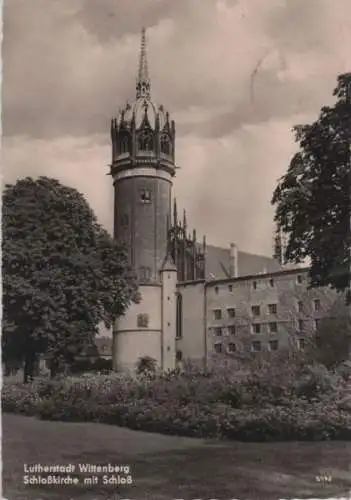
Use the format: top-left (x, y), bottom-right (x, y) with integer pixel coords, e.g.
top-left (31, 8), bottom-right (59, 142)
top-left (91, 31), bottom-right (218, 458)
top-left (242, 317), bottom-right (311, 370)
top-left (204, 244), bottom-right (282, 279)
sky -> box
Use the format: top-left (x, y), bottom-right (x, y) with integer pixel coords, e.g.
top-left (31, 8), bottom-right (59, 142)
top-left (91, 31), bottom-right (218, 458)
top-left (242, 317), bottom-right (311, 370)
top-left (3, 0), bottom-right (351, 256)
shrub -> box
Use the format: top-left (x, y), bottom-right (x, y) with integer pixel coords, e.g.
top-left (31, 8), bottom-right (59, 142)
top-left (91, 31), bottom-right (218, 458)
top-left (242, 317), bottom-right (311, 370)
top-left (70, 357), bottom-right (113, 374)
top-left (136, 356), bottom-right (157, 376)
top-left (2, 359), bottom-right (350, 442)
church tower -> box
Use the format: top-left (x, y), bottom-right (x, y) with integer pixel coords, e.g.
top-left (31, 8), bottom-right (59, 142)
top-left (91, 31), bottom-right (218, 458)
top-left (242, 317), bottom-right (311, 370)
top-left (110, 28), bottom-right (177, 372)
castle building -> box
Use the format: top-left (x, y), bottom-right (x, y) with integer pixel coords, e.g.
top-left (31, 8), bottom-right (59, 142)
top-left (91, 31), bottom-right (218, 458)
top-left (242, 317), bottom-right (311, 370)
top-left (109, 29), bottom-right (339, 372)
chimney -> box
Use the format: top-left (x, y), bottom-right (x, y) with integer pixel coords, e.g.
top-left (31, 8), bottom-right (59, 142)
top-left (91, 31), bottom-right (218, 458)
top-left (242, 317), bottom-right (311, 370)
top-left (229, 243), bottom-right (238, 278)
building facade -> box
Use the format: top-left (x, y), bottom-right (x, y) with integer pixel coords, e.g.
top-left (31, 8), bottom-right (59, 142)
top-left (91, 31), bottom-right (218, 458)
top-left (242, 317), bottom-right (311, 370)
top-left (176, 267), bottom-right (339, 368)
top-left (109, 29), bottom-right (339, 372)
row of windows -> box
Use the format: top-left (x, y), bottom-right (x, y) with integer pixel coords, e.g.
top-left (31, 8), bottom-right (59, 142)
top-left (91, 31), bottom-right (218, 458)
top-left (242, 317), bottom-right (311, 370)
top-left (214, 339), bottom-right (279, 353)
top-left (213, 322), bottom-right (278, 335)
top-left (214, 338), bottom-right (307, 354)
top-left (214, 274), bottom-right (305, 294)
top-left (138, 318), bottom-right (320, 335)
top-left (213, 318), bottom-right (320, 336)
top-left (118, 133), bottom-right (172, 155)
top-left (212, 299), bottom-right (321, 320)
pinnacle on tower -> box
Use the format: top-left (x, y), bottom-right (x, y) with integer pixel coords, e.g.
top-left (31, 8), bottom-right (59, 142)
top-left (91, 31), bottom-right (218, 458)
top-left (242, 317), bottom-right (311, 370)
top-left (136, 27), bottom-right (151, 99)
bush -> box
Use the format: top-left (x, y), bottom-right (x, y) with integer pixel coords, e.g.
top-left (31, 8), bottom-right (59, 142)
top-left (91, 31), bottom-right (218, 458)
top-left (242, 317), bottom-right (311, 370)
top-left (2, 360), bottom-right (351, 441)
top-left (70, 357), bottom-right (113, 374)
top-left (136, 356), bottom-right (157, 376)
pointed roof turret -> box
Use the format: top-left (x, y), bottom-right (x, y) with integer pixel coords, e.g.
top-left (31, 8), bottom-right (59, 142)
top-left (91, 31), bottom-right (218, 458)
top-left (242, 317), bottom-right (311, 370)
top-left (136, 27), bottom-right (151, 100)
top-left (160, 253), bottom-right (177, 272)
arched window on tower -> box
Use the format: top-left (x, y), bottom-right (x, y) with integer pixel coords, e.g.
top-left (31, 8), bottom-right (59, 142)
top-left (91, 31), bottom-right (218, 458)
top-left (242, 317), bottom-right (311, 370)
top-left (160, 134), bottom-right (171, 156)
top-left (119, 135), bottom-right (130, 155)
top-left (176, 293), bottom-right (183, 339)
top-left (138, 131), bottom-right (154, 152)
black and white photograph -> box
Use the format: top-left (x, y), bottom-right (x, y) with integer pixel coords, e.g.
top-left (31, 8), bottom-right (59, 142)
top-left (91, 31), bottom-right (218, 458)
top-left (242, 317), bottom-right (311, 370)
top-left (1, 0), bottom-right (351, 499)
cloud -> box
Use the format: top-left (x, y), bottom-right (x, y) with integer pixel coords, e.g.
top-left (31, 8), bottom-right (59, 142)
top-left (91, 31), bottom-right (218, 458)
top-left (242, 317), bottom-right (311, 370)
top-left (3, 135), bottom-right (114, 233)
top-left (3, 0), bottom-right (351, 255)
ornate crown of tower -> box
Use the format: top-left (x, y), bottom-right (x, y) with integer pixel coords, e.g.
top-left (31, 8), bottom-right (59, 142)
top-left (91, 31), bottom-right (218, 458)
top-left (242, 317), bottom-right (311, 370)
top-left (110, 27), bottom-right (176, 178)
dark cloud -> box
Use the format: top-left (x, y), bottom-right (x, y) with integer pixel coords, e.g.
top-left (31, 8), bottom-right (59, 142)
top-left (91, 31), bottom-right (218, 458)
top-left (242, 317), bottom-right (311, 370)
top-left (73, 0), bottom-right (176, 42)
top-left (2, 0), bottom-right (349, 144)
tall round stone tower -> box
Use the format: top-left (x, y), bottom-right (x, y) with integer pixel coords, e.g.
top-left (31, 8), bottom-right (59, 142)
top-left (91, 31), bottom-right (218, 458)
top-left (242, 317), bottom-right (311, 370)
top-left (110, 28), bottom-right (177, 372)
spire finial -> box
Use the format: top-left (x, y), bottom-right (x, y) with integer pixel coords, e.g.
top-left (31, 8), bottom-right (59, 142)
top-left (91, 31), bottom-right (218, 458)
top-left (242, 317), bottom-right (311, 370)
top-left (173, 198), bottom-right (178, 227)
top-left (136, 27), bottom-right (151, 99)
top-left (183, 210), bottom-right (187, 231)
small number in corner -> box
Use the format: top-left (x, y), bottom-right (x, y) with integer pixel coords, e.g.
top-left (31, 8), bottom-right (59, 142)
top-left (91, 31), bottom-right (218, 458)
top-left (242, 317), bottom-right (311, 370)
top-left (315, 474), bottom-right (332, 483)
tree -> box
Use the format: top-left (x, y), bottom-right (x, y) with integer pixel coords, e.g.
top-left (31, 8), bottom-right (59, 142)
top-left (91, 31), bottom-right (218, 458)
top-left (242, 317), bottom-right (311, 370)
top-left (2, 176), bottom-right (139, 382)
top-left (272, 73), bottom-right (351, 299)
top-left (308, 297), bottom-right (351, 369)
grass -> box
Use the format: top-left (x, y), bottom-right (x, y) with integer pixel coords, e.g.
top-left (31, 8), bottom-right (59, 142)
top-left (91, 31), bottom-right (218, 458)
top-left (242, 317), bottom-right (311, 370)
top-left (2, 414), bottom-right (351, 499)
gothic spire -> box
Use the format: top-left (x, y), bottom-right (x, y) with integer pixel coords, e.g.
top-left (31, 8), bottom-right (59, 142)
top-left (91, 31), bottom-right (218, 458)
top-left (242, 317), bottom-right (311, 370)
top-left (173, 198), bottom-right (178, 227)
top-left (136, 27), bottom-right (151, 100)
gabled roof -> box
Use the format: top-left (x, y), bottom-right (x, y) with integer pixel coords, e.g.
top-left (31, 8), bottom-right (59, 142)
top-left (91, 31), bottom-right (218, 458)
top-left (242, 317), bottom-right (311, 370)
top-left (204, 244), bottom-right (282, 279)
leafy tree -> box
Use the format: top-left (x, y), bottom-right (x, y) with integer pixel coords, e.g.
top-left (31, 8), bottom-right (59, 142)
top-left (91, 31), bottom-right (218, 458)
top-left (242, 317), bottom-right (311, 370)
top-left (309, 297), bottom-right (351, 369)
top-left (272, 73), bottom-right (351, 298)
top-left (2, 176), bottom-right (139, 382)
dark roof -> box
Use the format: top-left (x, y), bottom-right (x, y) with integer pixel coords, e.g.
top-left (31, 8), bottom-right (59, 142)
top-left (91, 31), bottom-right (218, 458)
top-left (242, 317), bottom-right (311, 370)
top-left (207, 266), bottom-right (309, 286)
top-left (204, 244), bottom-right (282, 279)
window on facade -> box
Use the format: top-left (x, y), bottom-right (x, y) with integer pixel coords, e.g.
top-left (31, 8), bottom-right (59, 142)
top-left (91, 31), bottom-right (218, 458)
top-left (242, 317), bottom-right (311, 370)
top-left (227, 308), bottom-right (235, 318)
top-left (228, 343), bottom-right (236, 353)
top-left (160, 134), bottom-right (171, 155)
top-left (269, 340), bottom-right (279, 351)
top-left (251, 305), bottom-right (260, 316)
top-left (252, 281), bottom-right (257, 290)
top-left (215, 286), bottom-right (219, 294)
top-left (298, 319), bottom-right (304, 331)
top-left (213, 309), bottom-right (222, 320)
top-left (296, 275), bottom-right (303, 284)
top-left (315, 335), bottom-right (322, 348)
top-left (269, 278), bottom-right (275, 287)
top-left (314, 299), bottom-right (321, 311)
top-left (138, 131), bottom-right (154, 151)
top-left (268, 322), bottom-right (278, 333)
top-left (214, 343), bottom-right (222, 354)
top-left (314, 319), bottom-right (321, 330)
top-left (176, 350), bottom-right (182, 361)
top-left (298, 338), bottom-right (306, 350)
top-left (214, 327), bottom-right (223, 337)
top-left (176, 293), bottom-right (182, 339)
top-left (252, 323), bottom-right (261, 334)
top-left (140, 188), bottom-right (151, 203)
top-left (228, 325), bottom-right (236, 335)
top-left (137, 313), bottom-right (149, 328)
top-left (297, 300), bottom-right (303, 313)
top-left (268, 303), bottom-right (277, 315)
top-left (139, 266), bottom-right (152, 282)
top-left (228, 284), bottom-right (233, 292)
top-left (252, 340), bottom-right (261, 352)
